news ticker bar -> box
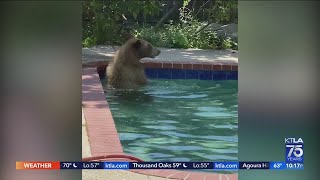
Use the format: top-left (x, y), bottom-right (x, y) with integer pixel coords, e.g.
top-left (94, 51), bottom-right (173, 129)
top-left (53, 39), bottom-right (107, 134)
top-left (16, 161), bottom-right (304, 170)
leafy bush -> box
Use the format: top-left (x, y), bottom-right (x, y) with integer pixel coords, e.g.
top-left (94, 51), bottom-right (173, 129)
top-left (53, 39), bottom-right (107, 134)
top-left (222, 37), bottom-right (232, 49)
top-left (132, 5), bottom-right (237, 50)
top-left (82, 37), bottom-right (95, 48)
top-left (82, 0), bottom-right (161, 47)
top-left (133, 22), bottom-right (237, 50)
top-left (82, 0), bottom-right (238, 50)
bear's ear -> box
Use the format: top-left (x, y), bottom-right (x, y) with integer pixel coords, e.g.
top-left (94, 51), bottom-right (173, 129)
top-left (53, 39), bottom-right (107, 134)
top-left (133, 39), bottom-right (141, 49)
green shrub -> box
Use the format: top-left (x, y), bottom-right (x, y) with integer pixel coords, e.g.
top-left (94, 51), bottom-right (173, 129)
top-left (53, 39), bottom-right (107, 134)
top-left (222, 37), bottom-right (233, 49)
top-left (132, 20), bottom-right (239, 50)
top-left (82, 0), bottom-right (238, 50)
top-left (172, 31), bottom-right (189, 48)
top-left (231, 40), bottom-right (238, 50)
top-left (82, 0), bottom-right (161, 47)
top-left (82, 37), bottom-right (95, 48)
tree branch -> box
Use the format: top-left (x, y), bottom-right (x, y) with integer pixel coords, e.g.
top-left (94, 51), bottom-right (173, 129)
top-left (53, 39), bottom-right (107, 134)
top-left (194, 0), bottom-right (211, 17)
top-left (195, 21), bottom-right (214, 34)
top-left (154, 0), bottom-right (180, 30)
top-left (192, 0), bottom-right (197, 10)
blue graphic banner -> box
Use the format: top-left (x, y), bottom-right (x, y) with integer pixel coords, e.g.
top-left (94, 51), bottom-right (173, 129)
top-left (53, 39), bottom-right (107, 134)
top-left (59, 161), bottom-right (303, 170)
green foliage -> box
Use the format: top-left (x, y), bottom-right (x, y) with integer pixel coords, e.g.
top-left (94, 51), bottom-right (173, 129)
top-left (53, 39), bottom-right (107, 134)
top-left (172, 31), bottom-right (189, 48)
top-left (82, 0), bottom-right (161, 47)
top-left (208, 0), bottom-right (238, 24)
top-left (82, 0), bottom-right (238, 50)
top-left (183, 0), bottom-right (191, 8)
top-left (133, 22), bottom-right (237, 50)
top-left (134, 3), bottom-right (237, 50)
top-left (222, 37), bottom-right (232, 49)
top-left (82, 37), bottom-right (95, 48)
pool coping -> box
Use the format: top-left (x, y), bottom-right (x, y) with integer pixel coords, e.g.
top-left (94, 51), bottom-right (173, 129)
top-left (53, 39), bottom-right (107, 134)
top-left (82, 67), bottom-right (238, 180)
top-left (84, 59), bottom-right (238, 71)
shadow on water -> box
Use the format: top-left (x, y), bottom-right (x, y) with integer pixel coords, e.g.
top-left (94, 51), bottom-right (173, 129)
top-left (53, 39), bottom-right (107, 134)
top-left (109, 89), bottom-right (154, 103)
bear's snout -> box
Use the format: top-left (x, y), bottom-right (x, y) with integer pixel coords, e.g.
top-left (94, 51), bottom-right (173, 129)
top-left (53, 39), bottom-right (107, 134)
top-left (150, 48), bottom-right (161, 58)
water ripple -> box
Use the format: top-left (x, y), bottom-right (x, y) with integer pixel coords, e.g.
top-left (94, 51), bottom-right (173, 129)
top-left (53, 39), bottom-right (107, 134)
top-left (104, 79), bottom-right (238, 163)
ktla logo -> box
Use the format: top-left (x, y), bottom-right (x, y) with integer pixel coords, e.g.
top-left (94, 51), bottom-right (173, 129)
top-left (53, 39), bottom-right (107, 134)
top-left (285, 138), bottom-right (304, 162)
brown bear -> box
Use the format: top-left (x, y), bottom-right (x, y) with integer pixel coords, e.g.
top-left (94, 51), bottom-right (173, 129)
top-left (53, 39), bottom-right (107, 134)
top-left (107, 38), bottom-right (161, 89)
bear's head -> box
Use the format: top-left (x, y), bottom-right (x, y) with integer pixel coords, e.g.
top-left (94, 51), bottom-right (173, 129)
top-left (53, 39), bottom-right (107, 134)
top-left (132, 38), bottom-right (161, 59)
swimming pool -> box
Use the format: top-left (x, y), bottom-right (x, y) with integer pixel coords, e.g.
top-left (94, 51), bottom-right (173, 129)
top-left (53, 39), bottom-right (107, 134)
top-left (102, 78), bottom-right (238, 166)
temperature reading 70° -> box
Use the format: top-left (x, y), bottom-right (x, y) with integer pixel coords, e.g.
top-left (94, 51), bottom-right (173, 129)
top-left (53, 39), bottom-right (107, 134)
top-left (62, 163), bottom-right (72, 168)
top-left (62, 162), bottom-right (78, 169)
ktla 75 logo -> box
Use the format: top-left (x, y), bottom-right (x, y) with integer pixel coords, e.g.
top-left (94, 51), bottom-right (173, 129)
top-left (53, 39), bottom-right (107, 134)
top-left (285, 138), bottom-right (304, 163)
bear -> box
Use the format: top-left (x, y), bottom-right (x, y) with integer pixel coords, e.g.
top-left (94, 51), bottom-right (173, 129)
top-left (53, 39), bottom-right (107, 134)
top-left (106, 38), bottom-right (161, 89)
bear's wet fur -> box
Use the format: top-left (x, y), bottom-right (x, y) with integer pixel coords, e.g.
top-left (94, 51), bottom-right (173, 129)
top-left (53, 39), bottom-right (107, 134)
top-left (107, 38), bottom-right (161, 89)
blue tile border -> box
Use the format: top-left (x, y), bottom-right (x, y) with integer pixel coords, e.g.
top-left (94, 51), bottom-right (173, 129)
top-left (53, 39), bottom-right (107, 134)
top-left (158, 69), bottom-right (172, 79)
top-left (226, 71), bottom-right (238, 80)
top-left (98, 67), bottom-right (238, 80)
top-left (145, 68), bottom-right (238, 80)
top-left (145, 68), bottom-right (158, 79)
top-left (199, 71), bottom-right (213, 80)
top-left (185, 70), bottom-right (198, 79)
top-left (172, 69), bottom-right (186, 79)
top-left (212, 71), bottom-right (227, 80)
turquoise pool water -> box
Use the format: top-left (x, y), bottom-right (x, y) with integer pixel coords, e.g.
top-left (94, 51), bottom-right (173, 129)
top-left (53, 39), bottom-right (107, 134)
top-left (102, 79), bottom-right (238, 166)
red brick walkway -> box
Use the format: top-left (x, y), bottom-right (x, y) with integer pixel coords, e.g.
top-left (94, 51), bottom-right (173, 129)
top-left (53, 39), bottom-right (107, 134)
top-left (82, 67), bottom-right (238, 180)
top-left (82, 68), bottom-right (123, 156)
